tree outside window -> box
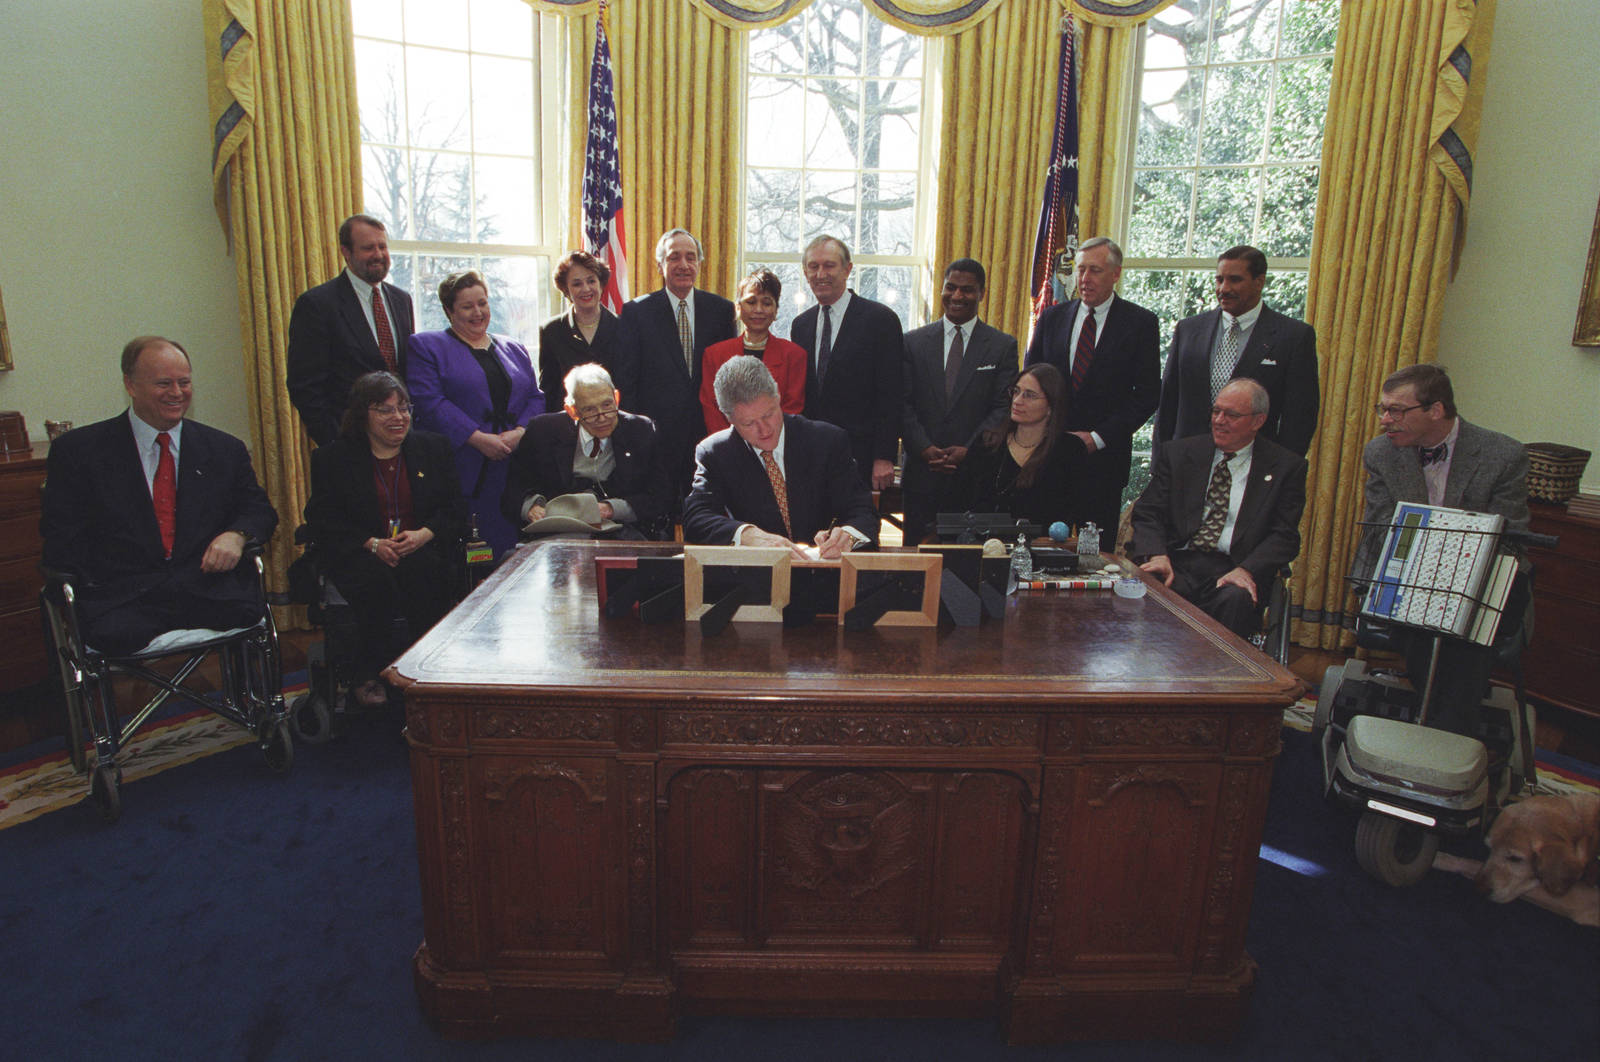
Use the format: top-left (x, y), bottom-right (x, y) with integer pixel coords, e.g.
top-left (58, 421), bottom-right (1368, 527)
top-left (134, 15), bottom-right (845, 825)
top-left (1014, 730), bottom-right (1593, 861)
top-left (352, 0), bottom-right (569, 340)
top-left (743, 0), bottom-right (934, 336)
top-left (1120, 0), bottom-right (1338, 503)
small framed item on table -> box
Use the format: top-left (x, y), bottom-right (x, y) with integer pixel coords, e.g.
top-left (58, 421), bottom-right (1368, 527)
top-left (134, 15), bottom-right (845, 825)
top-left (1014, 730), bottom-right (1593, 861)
top-left (684, 546), bottom-right (791, 625)
top-left (839, 552), bottom-right (941, 628)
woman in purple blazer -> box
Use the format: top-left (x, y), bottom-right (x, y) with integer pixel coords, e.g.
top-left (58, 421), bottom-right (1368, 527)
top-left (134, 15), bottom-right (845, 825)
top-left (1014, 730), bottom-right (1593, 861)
top-left (406, 270), bottom-right (543, 556)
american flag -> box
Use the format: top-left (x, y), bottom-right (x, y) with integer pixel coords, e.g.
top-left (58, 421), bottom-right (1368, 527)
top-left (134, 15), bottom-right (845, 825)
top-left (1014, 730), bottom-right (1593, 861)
top-left (1030, 13), bottom-right (1079, 324)
top-left (582, 1), bottom-right (630, 314)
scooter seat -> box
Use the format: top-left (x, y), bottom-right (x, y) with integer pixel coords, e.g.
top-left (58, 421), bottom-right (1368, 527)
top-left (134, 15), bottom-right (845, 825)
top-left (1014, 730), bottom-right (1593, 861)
top-left (1344, 715), bottom-right (1487, 794)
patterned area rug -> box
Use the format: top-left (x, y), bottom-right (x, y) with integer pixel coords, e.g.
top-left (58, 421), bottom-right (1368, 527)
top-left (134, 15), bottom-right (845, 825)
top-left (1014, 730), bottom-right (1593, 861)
top-left (0, 680), bottom-right (307, 830)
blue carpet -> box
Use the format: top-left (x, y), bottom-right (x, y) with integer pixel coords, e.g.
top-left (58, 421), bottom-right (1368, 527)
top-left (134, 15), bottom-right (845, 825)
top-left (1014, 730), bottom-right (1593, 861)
top-left (1, 717), bottom-right (1595, 1061)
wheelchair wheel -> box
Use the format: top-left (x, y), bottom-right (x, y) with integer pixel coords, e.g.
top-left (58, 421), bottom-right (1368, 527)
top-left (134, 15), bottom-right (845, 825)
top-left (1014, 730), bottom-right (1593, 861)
top-left (262, 721), bottom-right (295, 774)
top-left (1354, 811), bottom-right (1438, 887)
top-left (289, 693), bottom-right (334, 745)
top-left (89, 763), bottom-right (122, 824)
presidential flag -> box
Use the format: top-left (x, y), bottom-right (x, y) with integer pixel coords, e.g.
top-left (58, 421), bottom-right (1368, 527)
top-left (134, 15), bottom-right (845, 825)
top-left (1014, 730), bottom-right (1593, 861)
top-left (582, 1), bottom-right (630, 314)
top-left (1030, 13), bottom-right (1079, 325)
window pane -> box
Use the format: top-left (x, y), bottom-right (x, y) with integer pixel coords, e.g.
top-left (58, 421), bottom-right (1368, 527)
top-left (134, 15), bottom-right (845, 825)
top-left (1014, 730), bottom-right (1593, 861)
top-left (403, 0), bottom-right (467, 52)
top-left (478, 255), bottom-right (550, 340)
top-left (745, 169), bottom-right (803, 253)
top-left (472, 56), bottom-right (534, 156)
top-left (352, 0), bottom-right (403, 43)
top-left (474, 156), bottom-right (537, 244)
top-left (808, 0), bottom-right (861, 77)
top-left (858, 171), bottom-right (914, 255)
top-left (805, 80), bottom-right (862, 170)
top-left (1146, 1), bottom-right (1209, 68)
top-left (862, 79), bottom-right (918, 167)
top-left (1199, 63), bottom-right (1270, 165)
top-left (1258, 164), bottom-right (1319, 257)
top-left (1266, 269), bottom-right (1309, 323)
top-left (747, 77), bottom-right (805, 168)
top-left (362, 144), bottom-right (410, 238)
top-left (1210, 0), bottom-right (1280, 63)
top-left (1136, 67), bottom-right (1201, 168)
top-left (415, 254), bottom-right (475, 332)
top-left (1119, 269), bottom-right (1214, 352)
top-left (410, 151), bottom-right (473, 242)
top-left (469, 0), bottom-right (532, 58)
top-left (852, 265), bottom-right (912, 330)
top-left (864, 17), bottom-right (919, 78)
top-left (406, 47), bottom-right (472, 152)
top-left (388, 253), bottom-right (416, 304)
top-left (1268, 56), bottom-right (1333, 162)
top-left (1281, 0), bottom-right (1340, 55)
top-left (749, 19), bottom-right (804, 75)
top-left (804, 171), bottom-right (857, 243)
top-left (355, 40), bottom-right (406, 145)
top-left (1192, 167), bottom-right (1257, 252)
top-left (1129, 169), bottom-right (1194, 257)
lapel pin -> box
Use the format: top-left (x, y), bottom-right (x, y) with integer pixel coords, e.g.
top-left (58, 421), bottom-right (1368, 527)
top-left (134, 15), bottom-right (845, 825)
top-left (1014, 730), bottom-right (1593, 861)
top-left (1264, 474), bottom-right (1273, 482)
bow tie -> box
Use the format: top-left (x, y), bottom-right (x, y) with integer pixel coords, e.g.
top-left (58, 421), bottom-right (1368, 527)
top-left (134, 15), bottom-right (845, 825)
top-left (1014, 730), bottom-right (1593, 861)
top-left (1419, 442), bottom-right (1448, 467)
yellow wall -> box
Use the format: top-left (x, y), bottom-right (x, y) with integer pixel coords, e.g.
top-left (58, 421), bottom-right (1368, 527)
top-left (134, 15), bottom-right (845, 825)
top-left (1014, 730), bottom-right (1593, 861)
top-left (0, 0), bottom-right (1595, 496)
top-left (1437, 0), bottom-right (1600, 494)
top-left (0, 0), bottom-right (246, 441)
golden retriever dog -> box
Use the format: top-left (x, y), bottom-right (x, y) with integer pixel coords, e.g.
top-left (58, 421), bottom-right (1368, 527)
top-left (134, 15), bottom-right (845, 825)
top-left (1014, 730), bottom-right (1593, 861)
top-left (1474, 793), bottom-right (1600, 927)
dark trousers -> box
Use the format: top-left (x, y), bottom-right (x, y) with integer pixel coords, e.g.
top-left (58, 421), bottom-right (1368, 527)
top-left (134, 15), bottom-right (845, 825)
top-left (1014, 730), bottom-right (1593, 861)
top-left (83, 567), bottom-right (263, 656)
top-left (1398, 572), bottom-right (1530, 737)
top-left (1075, 449), bottom-right (1128, 550)
top-left (330, 545), bottom-right (459, 680)
top-left (902, 471), bottom-right (967, 546)
top-left (1170, 548), bottom-right (1264, 639)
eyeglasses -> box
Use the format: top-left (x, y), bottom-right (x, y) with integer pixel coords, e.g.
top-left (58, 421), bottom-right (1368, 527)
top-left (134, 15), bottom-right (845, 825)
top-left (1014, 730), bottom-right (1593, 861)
top-left (1210, 406), bottom-right (1252, 422)
top-left (1009, 387), bottom-right (1045, 401)
top-left (576, 402), bottom-right (618, 422)
top-left (370, 402), bottom-right (412, 417)
top-left (1374, 402), bottom-right (1426, 419)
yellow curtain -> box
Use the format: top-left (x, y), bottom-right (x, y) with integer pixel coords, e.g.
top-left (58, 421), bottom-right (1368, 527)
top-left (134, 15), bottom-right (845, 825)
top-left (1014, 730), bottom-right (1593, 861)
top-left (934, 1), bottom-right (1060, 345)
top-left (1075, 20), bottom-right (1138, 241)
top-left (204, 0), bottom-right (362, 619)
top-left (1293, 0), bottom-right (1497, 649)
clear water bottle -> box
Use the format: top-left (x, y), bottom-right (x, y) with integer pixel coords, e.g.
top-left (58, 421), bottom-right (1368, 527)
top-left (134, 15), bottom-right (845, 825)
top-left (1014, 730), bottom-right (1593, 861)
top-left (1077, 521), bottom-right (1101, 561)
top-left (1010, 530), bottom-right (1034, 582)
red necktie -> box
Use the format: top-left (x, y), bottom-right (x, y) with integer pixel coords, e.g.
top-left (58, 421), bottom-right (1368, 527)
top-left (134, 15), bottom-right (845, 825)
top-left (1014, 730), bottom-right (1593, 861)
top-left (153, 431), bottom-right (177, 558)
top-left (372, 287), bottom-right (398, 372)
top-left (1072, 307), bottom-right (1096, 391)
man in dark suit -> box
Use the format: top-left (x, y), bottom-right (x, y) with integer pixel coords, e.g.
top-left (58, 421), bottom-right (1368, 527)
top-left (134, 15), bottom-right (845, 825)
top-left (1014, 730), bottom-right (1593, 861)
top-left (612, 228), bottom-right (738, 501)
top-left (1025, 236), bottom-right (1161, 539)
top-left (899, 257), bottom-right (1018, 544)
top-left (41, 336), bottom-right (279, 655)
top-left (501, 363), bottom-right (674, 539)
top-left (1155, 244), bottom-right (1319, 459)
top-left (287, 213), bottom-right (416, 447)
top-left (791, 235), bottom-right (904, 491)
top-left (1353, 364), bottom-right (1530, 736)
top-left (684, 358), bottom-right (878, 559)
top-left (1131, 378), bottom-right (1307, 638)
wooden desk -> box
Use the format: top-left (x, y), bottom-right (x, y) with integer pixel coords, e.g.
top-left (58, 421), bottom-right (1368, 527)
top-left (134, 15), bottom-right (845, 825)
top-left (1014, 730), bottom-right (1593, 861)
top-left (393, 541), bottom-right (1302, 1044)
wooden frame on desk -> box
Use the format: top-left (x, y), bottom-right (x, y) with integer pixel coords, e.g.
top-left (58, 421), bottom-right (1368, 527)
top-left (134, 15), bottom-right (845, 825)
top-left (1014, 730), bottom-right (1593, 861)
top-left (838, 551), bottom-right (941, 627)
top-left (683, 545), bottom-right (790, 623)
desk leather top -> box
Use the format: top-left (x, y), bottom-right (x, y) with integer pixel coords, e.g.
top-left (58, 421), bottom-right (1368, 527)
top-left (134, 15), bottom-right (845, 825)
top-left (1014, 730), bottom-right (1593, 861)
top-left (390, 541), bottom-right (1302, 705)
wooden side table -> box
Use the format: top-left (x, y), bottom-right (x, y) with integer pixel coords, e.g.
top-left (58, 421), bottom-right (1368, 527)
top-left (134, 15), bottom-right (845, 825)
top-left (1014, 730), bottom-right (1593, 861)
top-left (0, 440), bottom-right (49, 692)
top-left (1522, 501), bottom-right (1600, 719)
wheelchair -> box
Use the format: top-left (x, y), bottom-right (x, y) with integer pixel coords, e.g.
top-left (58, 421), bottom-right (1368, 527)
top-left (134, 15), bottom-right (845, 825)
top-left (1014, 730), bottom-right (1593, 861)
top-left (1249, 565), bottom-right (1294, 666)
top-left (284, 522), bottom-right (474, 744)
top-left (1316, 528), bottom-right (1553, 886)
top-left (40, 549), bottom-right (293, 823)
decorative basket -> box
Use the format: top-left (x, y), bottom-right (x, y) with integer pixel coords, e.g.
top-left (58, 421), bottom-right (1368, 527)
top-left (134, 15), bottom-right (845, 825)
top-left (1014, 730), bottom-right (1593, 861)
top-left (1524, 442), bottom-right (1591, 505)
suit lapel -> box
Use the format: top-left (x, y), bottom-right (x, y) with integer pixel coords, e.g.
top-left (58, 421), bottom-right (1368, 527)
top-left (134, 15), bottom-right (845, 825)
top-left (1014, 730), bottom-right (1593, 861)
top-left (173, 423), bottom-right (214, 559)
top-left (1442, 422), bottom-right (1480, 509)
top-left (652, 290), bottom-right (691, 383)
top-left (1234, 307), bottom-right (1278, 376)
top-left (949, 321), bottom-right (988, 406)
top-left (337, 275), bottom-right (383, 366)
top-left (1232, 448), bottom-right (1274, 553)
top-left (113, 416), bottom-right (166, 558)
top-left (1176, 441), bottom-right (1212, 536)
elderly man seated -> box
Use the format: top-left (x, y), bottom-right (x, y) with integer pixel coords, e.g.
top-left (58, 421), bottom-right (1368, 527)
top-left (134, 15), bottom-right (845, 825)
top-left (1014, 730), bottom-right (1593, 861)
top-left (682, 357), bottom-right (878, 559)
top-left (1130, 377), bottom-right (1307, 638)
top-left (41, 335), bottom-right (278, 654)
top-left (501, 363), bottom-right (674, 540)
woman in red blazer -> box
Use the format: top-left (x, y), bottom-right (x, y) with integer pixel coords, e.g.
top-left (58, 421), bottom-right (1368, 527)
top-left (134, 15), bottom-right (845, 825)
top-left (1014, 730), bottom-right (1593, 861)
top-left (699, 269), bottom-right (807, 434)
